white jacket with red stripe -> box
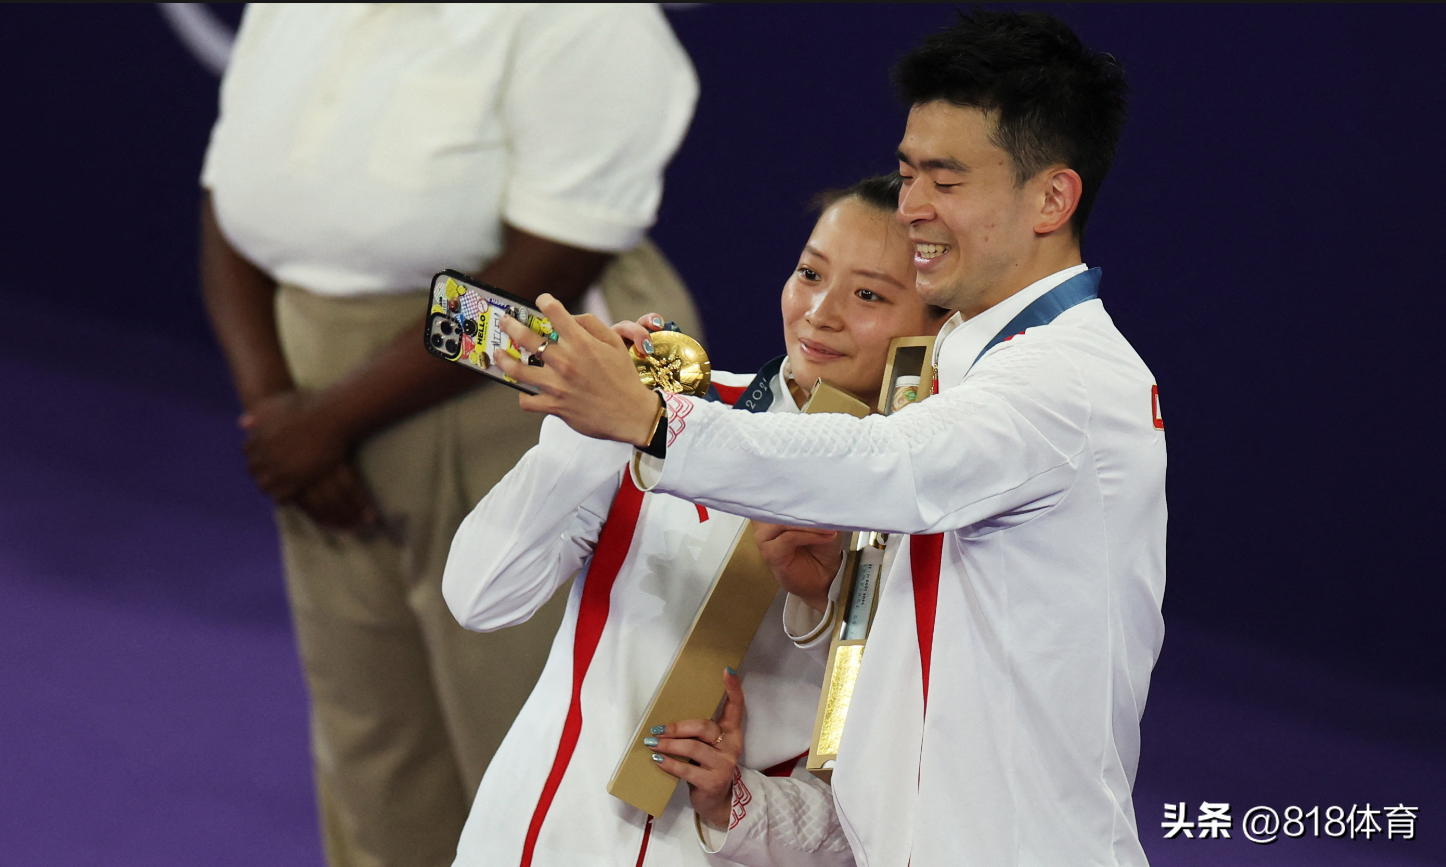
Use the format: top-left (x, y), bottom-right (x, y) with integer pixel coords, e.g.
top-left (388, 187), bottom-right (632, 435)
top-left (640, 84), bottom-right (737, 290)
top-left (635, 265), bottom-right (1168, 867)
top-left (443, 365), bottom-right (849, 867)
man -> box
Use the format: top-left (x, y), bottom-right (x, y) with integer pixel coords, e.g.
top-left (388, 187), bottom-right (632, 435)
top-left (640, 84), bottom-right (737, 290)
top-left (491, 10), bottom-right (1164, 867)
top-left (199, 5), bottom-right (698, 866)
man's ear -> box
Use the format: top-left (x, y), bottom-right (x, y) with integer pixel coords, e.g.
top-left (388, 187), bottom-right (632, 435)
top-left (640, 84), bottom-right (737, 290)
top-left (1034, 167), bottom-right (1082, 236)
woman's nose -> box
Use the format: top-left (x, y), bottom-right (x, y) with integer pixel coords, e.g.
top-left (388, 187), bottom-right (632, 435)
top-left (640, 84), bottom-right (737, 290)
top-left (806, 285), bottom-right (845, 331)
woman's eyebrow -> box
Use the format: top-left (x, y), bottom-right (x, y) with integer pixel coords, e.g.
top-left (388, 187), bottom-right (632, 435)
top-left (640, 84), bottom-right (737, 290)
top-left (852, 267), bottom-right (908, 291)
top-left (803, 245), bottom-right (831, 263)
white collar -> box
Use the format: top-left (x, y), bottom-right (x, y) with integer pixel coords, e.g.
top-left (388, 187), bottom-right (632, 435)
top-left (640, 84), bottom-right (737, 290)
top-left (773, 357), bottom-right (802, 413)
top-left (932, 263), bottom-right (1089, 392)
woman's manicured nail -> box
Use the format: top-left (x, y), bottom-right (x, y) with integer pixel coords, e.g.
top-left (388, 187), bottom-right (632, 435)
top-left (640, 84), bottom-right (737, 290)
top-left (652, 316), bottom-right (664, 328)
top-left (650, 724), bottom-right (665, 735)
top-left (643, 338), bottom-right (654, 354)
top-left (643, 736), bottom-right (659, 747)
top-left (725, 666), bottom-right (737, 676)
top-left (651, 753), bottom-right (664, 764)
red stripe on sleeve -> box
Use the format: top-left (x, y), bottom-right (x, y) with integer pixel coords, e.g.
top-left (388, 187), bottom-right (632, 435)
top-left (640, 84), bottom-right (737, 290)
top-left (910, 534), bottom-right (943, 711)
top-left (520, 475), bottom-right (647, 867)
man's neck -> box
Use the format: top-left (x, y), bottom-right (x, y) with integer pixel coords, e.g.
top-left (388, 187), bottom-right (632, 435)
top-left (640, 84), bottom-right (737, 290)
top-left (960, 245), bottom-right (1083, 320)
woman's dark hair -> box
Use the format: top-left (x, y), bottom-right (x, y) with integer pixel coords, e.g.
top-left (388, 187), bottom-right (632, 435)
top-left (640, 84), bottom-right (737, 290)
top-left (811, 172), bottom-right (904, 216)
top-left (892, 9), bottom-right (1129, 241)
top-left (811, 173), bottom-right (950, 320)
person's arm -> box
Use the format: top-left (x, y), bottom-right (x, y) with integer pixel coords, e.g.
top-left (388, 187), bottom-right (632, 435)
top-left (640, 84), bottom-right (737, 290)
top-left (201, 194), bottom-right (380, 528)
top-left (495, 295), bottom-right (1089, 536)
top-left (442, 417), bottom-right (630, 632)
top-left (234, 223), bottom-right (611, 509)
top-left (651, 672), bottom-right (854, 867)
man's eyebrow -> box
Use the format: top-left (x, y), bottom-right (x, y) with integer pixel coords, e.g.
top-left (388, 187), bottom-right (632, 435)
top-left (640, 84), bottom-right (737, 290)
top-left (854, 268), bottom-right (908, 291)
top-left (802, 245), bottom-right (830, 262)
top-left (896, 149), bottom-right (968, 173)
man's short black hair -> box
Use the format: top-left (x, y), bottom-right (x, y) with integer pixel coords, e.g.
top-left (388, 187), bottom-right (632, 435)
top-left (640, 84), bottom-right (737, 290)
top-left (893, 9), bottom-right (1129, 240)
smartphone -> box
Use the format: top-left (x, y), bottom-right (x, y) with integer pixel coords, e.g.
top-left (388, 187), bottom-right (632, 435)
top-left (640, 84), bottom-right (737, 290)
top-left (423, 269), bottom-right (553, 395)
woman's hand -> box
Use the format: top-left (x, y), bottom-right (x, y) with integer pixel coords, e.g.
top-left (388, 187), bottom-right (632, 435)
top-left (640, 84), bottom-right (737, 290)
top-left (754, 523), bottom-right (845, 613)
top-left (646, 668), bottom-right (745, 829)
top-left (612, 311), bottom-right (668, 356)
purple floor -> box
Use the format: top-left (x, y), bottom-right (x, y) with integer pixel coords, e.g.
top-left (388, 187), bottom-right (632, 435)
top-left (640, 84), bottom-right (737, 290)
top-left (2, 306), bottom-right (1441, 866)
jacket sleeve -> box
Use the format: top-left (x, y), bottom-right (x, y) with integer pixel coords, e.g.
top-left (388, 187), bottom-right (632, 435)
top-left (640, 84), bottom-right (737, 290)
top-left (647, 338), bottom-right (1089, 535)
top-left (443, 415), bottom-right (632, 632)
top-left (696, 767), bottom-right (854, 867)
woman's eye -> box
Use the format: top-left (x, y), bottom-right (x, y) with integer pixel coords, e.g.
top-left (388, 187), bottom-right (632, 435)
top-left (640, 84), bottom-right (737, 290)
top-left (797, 267), bottom-right (821, 281)
top-left (856, 289), bottom-right (880, 302)
top-left (934, 182), bottom-right (960, 191)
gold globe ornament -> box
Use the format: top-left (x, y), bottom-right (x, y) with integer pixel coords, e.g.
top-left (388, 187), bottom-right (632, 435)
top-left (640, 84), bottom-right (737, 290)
top-left (632, 329), bottom-right (711, 397)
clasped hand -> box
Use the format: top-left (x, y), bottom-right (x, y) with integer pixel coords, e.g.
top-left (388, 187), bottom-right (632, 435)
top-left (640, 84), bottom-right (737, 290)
top-left (240, 390), bottom-right (378, 531)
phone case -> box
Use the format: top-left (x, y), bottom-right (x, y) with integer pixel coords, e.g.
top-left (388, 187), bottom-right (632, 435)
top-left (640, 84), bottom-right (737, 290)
top-left (423, 270), bottom-right (553, 395)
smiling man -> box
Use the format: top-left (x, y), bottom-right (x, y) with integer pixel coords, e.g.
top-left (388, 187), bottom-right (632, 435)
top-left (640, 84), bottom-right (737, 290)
top-left (493, 11), bottom-right (1165, 867)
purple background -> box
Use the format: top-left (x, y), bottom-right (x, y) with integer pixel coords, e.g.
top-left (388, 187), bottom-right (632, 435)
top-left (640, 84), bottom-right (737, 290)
top-left (1, 4), bottom-right (1442, 865)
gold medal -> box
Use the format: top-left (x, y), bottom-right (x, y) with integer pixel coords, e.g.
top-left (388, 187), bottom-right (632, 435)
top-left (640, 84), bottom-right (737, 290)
top-left (632, 331), bottom-right (711, 397)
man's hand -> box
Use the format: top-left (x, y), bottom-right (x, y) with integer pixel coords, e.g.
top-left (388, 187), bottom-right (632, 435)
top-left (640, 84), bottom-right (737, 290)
top-left (648, 668), bottom-right (746, 830)
top-left (495, 294), bottom-right (661, 446)
top-left (240, 390), bottom-right (350, 501)
top-left (755, 523), bottom-right (844, 613)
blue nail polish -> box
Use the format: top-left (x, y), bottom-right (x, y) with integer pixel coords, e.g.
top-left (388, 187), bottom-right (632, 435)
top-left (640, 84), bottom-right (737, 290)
top-left (651, 753), bottom-right (664, 764)
top-left (643, 338), bottom-right (654, 354)
top-left (650, 724), bottom-right (665, 735)
top-left (725, 666), bottom-right (737, 676)
top-left (643, 736), bottom-right (658, 747)
top-left (652, 316), bottom-right (664, 328)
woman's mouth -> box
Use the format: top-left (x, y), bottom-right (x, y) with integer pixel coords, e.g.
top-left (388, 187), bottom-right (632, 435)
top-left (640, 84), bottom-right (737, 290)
top-left (798, 338), bottom-right (845, 362)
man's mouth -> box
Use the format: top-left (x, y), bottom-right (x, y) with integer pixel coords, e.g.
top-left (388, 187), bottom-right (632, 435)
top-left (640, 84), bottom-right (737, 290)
top-left (914, 242), bottom-right (950, 261)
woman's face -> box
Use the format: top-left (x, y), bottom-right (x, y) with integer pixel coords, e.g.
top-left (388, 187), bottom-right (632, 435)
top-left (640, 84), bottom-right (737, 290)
top-left (782, 198), bottom-right (939, 406)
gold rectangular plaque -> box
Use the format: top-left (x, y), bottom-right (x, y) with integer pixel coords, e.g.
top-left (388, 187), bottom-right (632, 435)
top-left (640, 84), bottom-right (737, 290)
top-left (607, 379), bottom-right (872, 816)
top-left (807, 336), bottom-right (935, 781)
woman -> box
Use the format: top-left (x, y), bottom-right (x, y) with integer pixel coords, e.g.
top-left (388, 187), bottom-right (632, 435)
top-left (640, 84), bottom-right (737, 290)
top-left (442, 174), bottom-right (948, 867)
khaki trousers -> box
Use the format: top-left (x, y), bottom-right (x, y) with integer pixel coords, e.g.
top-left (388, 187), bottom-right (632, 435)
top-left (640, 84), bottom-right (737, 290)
top-left (273, 241), bottom-right (698, 867)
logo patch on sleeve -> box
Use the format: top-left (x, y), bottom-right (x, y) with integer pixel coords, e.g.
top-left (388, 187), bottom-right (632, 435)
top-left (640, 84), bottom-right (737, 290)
top-left (1151, 385), bottom-right (1164, 431)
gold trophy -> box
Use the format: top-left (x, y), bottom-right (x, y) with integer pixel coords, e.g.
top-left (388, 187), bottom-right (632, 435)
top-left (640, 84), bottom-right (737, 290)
top-left (805, 335), bottom-right (935, 780)
top-left (631, 328), bottom-right (711, 396)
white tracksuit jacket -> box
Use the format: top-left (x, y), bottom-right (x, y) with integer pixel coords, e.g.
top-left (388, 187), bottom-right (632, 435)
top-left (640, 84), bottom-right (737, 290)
top-left (443, 366), bottom-right (851, 867)
top-left (636, 265), bottom-right (1168, 867)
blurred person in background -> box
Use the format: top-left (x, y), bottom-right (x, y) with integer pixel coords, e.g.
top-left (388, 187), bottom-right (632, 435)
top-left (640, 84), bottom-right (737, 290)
top-left (198, 5), bottom-right (698, 866)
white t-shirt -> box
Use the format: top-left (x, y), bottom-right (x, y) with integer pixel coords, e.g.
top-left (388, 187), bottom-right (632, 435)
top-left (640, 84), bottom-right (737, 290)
top-left (201, 3), bottom-right (697, 296)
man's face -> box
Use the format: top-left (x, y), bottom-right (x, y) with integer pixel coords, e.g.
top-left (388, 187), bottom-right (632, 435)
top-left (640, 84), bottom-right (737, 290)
top-left (896, 101), bottom-right (1035, 316)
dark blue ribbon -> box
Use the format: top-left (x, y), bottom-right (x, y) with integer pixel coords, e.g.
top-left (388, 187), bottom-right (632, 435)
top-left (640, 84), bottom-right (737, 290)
top-left (974, 268), bottom-right (1102, 365)
top-left (705, 355), bottom-right (786, 413)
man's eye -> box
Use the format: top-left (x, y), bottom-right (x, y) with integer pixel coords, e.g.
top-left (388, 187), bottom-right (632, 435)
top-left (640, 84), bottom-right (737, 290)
top-left (934, 182), bottom-right (960, 191)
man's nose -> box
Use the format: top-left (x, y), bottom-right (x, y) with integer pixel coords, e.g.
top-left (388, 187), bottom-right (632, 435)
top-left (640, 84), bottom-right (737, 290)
top-left (897, 180), bottom-right (933, 224)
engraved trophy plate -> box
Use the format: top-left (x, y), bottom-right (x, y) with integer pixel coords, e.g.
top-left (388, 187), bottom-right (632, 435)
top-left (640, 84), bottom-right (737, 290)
top-left (806, 335), bottom-right (936, 780)
top-left (608, 379), bottom-right (869, 817)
